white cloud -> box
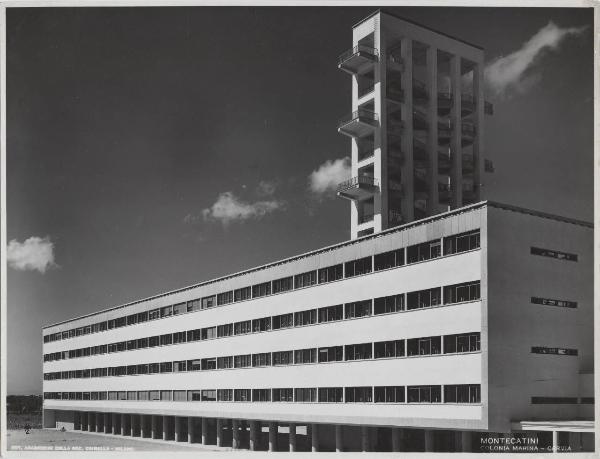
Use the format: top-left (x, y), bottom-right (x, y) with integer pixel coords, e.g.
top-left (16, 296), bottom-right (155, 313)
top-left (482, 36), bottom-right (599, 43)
top-left (7, 236), bottom-right (56, 273)
top-left (485, 21), bottom-right (587, 98)
top-left (308, 157), bottom-right (351, 197)
top-left (201, 191), bottom-right (286, 226)
top-left (255, 180), bottom-right (277, 197)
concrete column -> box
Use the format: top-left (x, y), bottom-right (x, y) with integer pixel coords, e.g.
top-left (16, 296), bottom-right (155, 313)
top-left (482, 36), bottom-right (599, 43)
top-left (424, 429), bottom-right (435, 452)
top-left (216, 419), bottom-right (223, 447)
top-left (289, 423), bottom-right (297, 452)
top-left (335, 425), bottom-right (343, 452)
top-left (392, 428), bottom-right (401, 452)
top-left (129, 414), bottom-right (134, 436)
top-left (120, 413), bottom-right (126, 435)
top-left (140, 415), bottom-right (147, 438)
top-left (311, 423), bottom-right (319, 452)
top-left (450, 54), bottom-right (462, 208)
top-left (232, 420), bottom-right (240, 449)
top-left (426, 44), bottom-right (439, 214)
top-left (201, 418), bottom-right (208, 445)
top-left (96, 412), bottom-right (103, 432)
top-left (81, 412), bottom-right (88, 431)
top-left (104, 413), bottom-right (110, 433)
top-left (151, 415), bottom-right (158, 439)
top-left (552, 431), bottom-right (558, 453)
top-left (361, 425), bottom-right (370, 452)
top-left (250, 421), bottom-right (259, 451)
top-left (174, 417), bottom-right (181, 442)
top-left (188, 417), bottom-right (195, 443)
top-left (269, 422), bottom-right (277, 452)
top-left (400, 36), bottom-right (414, 222)
top-left (163, 416), bottom-right (170, 441)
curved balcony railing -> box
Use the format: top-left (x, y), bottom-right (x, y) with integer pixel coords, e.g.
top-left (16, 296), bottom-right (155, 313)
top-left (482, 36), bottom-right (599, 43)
top-left (338, 45), bottom-right (379, 66)
top-left (338, 109), bottom-right (378, 128)
top-left (337, 175), bottom-right (378, 193)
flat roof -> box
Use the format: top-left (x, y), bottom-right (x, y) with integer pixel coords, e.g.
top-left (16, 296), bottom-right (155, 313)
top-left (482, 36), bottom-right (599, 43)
top-left (353, 9), bottom-right (484, 51)
top-left (42, 201), bottom-right (592, 331)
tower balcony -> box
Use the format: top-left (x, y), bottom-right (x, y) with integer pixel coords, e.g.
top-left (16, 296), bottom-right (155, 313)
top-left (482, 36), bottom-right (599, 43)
top-left (413, 79), bottom-right (428, 102)
top-left (438, 92), bottom-right (453, 116)
top-left (462, 122), bottom-right (476, 146)
top-left (338, 45), bottom-right (379, 75)
top-left (336, 175), bottom-right (379, 201)
top-left (338, 109), bottom-right (378, 138)
top-left (387, 85), bottom-right (404, 104)
top-left (388, 179), bottom-right (404, 195)
top-left (461, 94), bottom-right (475, 117)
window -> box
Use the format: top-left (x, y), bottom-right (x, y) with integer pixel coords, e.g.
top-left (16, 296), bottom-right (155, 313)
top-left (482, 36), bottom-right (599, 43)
top-left (187, 359), bottom-right (201, 371)
top-left (374, 294), bottom-right (404, 315)
top-left (294, 309), bottom-right (317, 327)
top-left (294, 348), bottom-right (317, 364)
top-left (531, 297), bottom-right (577, 308)
top-left (217, 389), bottom-right (233, 402)
top-left (149, 309), bottom-right (160, 320)
top-left (160, 333), bottom-right (172, 346)
top-left (272, 388), bottom-right (293, 402)
top-left (217, 324), bottom-right (234, 337)
top-left (444, 384), bottom-right (480, 403)
top-left (173, 390), bottom-right (187, 401)
top-left (217, 356), bottom-right (233, 369)
top-left (202, 295), bottom-right (216, 309)
top-left (272, 276), bottom-right (293, 294)
top-left (201, 390), bottom-right (216, 402)
top-left (252, 281), bottom-right (271, 298)
top-left (345, 257), bottom-right (372, 277)
top-left (148, 363), bottom-right (160, 374)
top-left (126, 365), bottom-right (137, 375)
top-left (444, 230), bottom-right (480, 255)
top-left (531, 347), bottom-right (578, 356)
top-left (444, 281), bottom-right (480, 304)
top-left (187, 299), bottom-right (201, 312)
top-left (295, 270), bottom-right (317, 289)
top-left (318, 346), bottom-right (343, 363)
top-left (234, 286), bottom-right (251, 302)
top-left (374, 340), bottom-right (405, 358)
top-left (252, 353), bottom-right (271, 367)
top-left (318, 304), bottom-right (343, 323)
top-left (407, 287), bottom-right (441, 310)
top-left (345, 300), bottom-right (372, 319)
top-left (160, 362), bottom-right (173, 373)
top-left (217, 291), bottom-right (233, 306)
top-left (187, 329), bottom-right (201, 342)
top-left (201, 358), bottom-right (216, 370)
top-left (202, 327), bottom-right (216, 340)
top-left (137, 391), bottom-right (149, 400)
top-left (173, 331), bottom-right (186, 344)
top-left (115, 317), bottom-right (126, 328)
top-left (318, 264), bottom-right (344, 284)
top-left (294, 388), bottom-right (317, 402)
top-left (252, 317), bottom-right (271, 333)
top-left (252, 389), bottom-right (271, 402)
top-left (407, 239), bottom-right (441, 263)
top-left (444, 333), bottom-right (480, 354)
top-left (174, 361), bottom-right (187, 372)
top-left (160, 306), bottom-right (173, 318)
top-left (345, 343), bottom-right (372, 360)
top-left (531, 247), bottom-right (578, 262)
top-left (407, 385), bottom-right (441, 403)
top-left (137, 311), bottom-right (148, 323)
top-left (273, 350), bottom-right (294, 366)
top-left (374, 248), bottom-right (404, 271)
top-left (234, 354), bottom-right (251, 368)
top-left (345, 387), bottom-right (372, 403)
top-left (531, 397), bottom-right (578, 404)
top-left (234, 389), bottom-right (251, 402)
top-left (234, 320), bottom-right (251, 335)
top-left (187, 390), bottom-right (201, 401)
top-left (98, 391), bottom-right (107, 400)
top-left (272, 313), bottom-right (293, 330)
top-left (580, 397), bottom-right (594, 404)
top-left (374, 386), bottom-right (405, 403)
top-left (173, 303), bottom-right (186, 315)
top-left (136, 337), bottom-right (148, 349)
top-left (126, 314), bottom-right (137, 326)
top-left (318, 387), bottom-right (343, 403)
top-left (127, 340), bottom-right (137, 350)
top-left (407, 336), bottom-right (442, 356)
top-left (108, 391), bottom-right (118, 400)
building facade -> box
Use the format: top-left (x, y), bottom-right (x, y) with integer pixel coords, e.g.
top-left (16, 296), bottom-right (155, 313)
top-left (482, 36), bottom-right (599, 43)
top-left (41, 201), bottom-right (594, 452)
top-left (336, 11), bottom-right (493, 240)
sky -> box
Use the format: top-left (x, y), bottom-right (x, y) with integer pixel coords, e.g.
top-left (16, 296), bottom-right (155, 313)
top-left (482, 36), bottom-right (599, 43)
top-left (6, 6), bottom-right (594, 394)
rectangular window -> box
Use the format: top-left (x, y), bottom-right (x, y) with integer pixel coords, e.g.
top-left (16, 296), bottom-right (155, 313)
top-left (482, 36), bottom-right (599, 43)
top-left (294, 309), bottom-right (317, 327)
top-left (217, 356), bottom-right (233, 369)
top-left (294, 388), bottom-right (317, 402)
top-left (137, 391), bottom-right (149, 400)
top-left (444, 384), bottom-right (481, 403)
top-left (187, 359), bottom-right (201, 371)
top-left (580, 397), bottom-right (594, 404)
top-left (234, 354), bottom-right (251, 368)
top-left (173, 302), bottom-right (186, 315)
top-left (126, 314), bottom-right (137, 326)
top-left (407, 239), bottom-right (441, 263)
top-left (407, 385), bottom-right (442, 403)
top-left (531, 297), bottom-right (577, 308)
top-left (201, 358), bottom-right (216, 370)
top-left (318, 304), bottom-right (343, 323)
top-left (444, 281), bottom-right (480, 304)
top-left (148, 363), bottom-right (160, 374)
top-left (174, 360), bottom-right (187, 372)
top-left (217, 324), bottom-right (234, 337)
top-left (187, 329), bottom-right (201, 342)
top-left (126, 365), bottom-right (137, 376)
top-left (202, 327), bottom-right (216, 340)
top-left (407, 287), bottom-right (441, 310)
top-left (444, 230), bottom-right (480, 255)
top-left (374, 294), bottom-right (404, 315)
top-left (272, 350), bottom-right (294, 366)
top-left (114, 317), bottom-right (126, 328)
top-left (160, 362), bottom-right (173, 373)
top-left (187, 390), bottom-right (201, 401)
top-left (272, 276), bottom-right (293, 294)
top-left (234, 389), bottom-right (251, 402)
top-left (217, 291), bottom-right (233, 306)
top-left (272, 313), bottom-right (293, 330)
top-left (234, 286), bottom-right (251, 302)
top-left (173, 390), bottom-right (187, 401)
top-left (318, 264), bottom-right (344, 284)
top-left (160, 305), bottom-right (173, 318)
top-left (108, 391), bottom-right (118, 400)
top-left (531, 247), bottom-right (578, 262)
top-left (252, 281), bottom-right (271, 298)
top-left (318, 346), bottom-right (343, 363)
top-left (126, 340), bottom-right (137, 351)
top-left (345, 257), bottom-right (372, 278)
top-left (318, 387), bottom-right (343, 403)
top-left (444, 333), bottom-right (481, 354)
top-left (374, 386), bottom-right (405, 403)
top-left (531, 347), bottom-right (578, 356)
top-left (272, 388), bottom-right (294, 402)
top-left (345, 300), bottom-right (372, 319)
top-left (374, 248), bottom-right (405, 271)
top-left (407, 336), bottom-right (442, 356)
top-left (217, 389), bottom-right (233, 402)
top-left (252, 389), bottom-right (271, 402)
top-left (187, 299), bottom-right (201, 312)
top-left (173, 331), bottom-right (186, 344)
top-left (531, 397), bottom-right (578, 404)
top-left (202, 295), bottom-right (216, 309)
top-left (252, 352), bottom-right (271, 367)
top-left (345, 387), bottom-right (372, 403)
top-left (137, 311), bottom-right (148, 323)
top-left (374, 340), bottom-right (405, 359)
top-left (234, 320), bottom-right (251, 335)
top-left (137, 337), bottom-right (148, 349)
top-left (294, 348), bottom-right (317, 364)
top-left (201, 390), bottom-right (216, 402)
top-left (345, 343), bottom-right (372, 361)
top-left (149, 391), bottom-right (160, 401)
top-left (294, 270), bottom-right (317, 289)
top-left (252, 317), bottom-right (271, 333)
top-left (148, 309), bottom-right (160, 320)
top-left (160, 333), bottom-right (173, 346)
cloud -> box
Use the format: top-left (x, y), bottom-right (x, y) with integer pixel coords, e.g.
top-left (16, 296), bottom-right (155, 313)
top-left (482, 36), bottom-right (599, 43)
top-left (255, 180), bottom-right (277, 197)
top-left (7, 236), bottom-right (56, 273)
top-left (485, 21), bottom-right (588, 98)
top-left (201, 191), bottom-right (286, 226)
top-left (308, 157), bottom-right (351, 197)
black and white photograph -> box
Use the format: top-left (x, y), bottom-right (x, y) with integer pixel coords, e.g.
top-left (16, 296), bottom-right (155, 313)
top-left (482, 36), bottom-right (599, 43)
top-left (2, 2), bottom-right (596, 456)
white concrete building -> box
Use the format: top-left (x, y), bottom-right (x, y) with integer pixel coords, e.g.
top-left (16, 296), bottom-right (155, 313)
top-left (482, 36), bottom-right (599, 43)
top-left (42, 201), bottom-right (594, 452)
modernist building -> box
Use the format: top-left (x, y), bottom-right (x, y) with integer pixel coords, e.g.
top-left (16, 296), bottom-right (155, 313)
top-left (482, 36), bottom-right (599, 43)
top-left (336, 11), bottom-right (493, 239)
top-left (42, 201), bottom-right (594, 452)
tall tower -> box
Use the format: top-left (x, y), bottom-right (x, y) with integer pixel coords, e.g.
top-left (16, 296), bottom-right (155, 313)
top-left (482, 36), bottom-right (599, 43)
top-left (336, 11), bottom-right (493, 239)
